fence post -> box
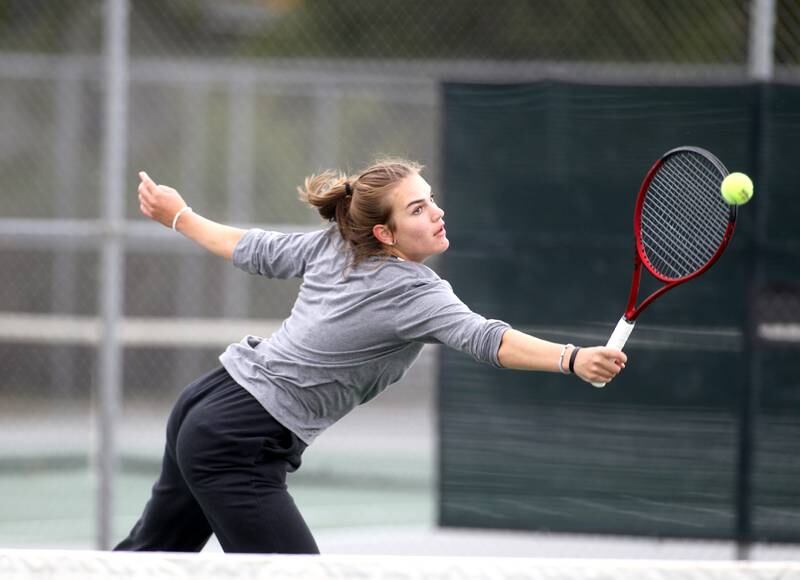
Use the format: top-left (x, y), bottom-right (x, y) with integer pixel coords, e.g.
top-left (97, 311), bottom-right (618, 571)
top-left (174, 85), bottom-right (210, 387)
top-left (223, 75), bottom-right (255, 318)
top-left (97, 0), bottom-right (129, 550)
top-left (51, 61), bottom-right (82, 397)
top-left (749, 0), bottom-right (776, 81)
top-left (736, 0), bottom-right (776, 555)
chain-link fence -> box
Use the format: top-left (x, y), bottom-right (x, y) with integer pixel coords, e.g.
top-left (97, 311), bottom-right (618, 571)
top-left (0, 0), bottom-right (798, 552)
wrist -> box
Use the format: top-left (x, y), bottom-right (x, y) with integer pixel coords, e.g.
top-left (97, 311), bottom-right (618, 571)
top-left (569, 346), bottom-right (581, 375)
top-left (171, 206), bottom-right (193, 231)
top-left (558, 343), bottom-right (574, 374)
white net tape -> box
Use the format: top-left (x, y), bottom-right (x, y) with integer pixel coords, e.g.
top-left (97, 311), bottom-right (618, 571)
top-left (1, 550), bottom-right (800, 580)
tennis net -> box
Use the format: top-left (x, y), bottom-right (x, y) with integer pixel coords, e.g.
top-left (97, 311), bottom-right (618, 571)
top-left (2, 550), bottom-right (800, 580)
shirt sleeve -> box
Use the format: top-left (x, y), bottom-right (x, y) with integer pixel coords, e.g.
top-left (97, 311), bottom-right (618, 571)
top-left (232, 228), bottom-right (325, 279)
top-left (393, 278), bottom-right (510, 368)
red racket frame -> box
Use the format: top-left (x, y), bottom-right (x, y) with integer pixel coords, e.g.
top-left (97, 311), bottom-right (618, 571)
top-left (622, 146), bottom-right (738, 322)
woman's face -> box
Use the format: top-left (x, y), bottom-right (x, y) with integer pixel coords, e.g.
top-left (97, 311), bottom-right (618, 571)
top-left (381, 172), bottom-right (448, 263)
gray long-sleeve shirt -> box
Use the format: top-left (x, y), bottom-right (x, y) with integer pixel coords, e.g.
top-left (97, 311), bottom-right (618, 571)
top-left (219, 225), bottom-right (509, 444)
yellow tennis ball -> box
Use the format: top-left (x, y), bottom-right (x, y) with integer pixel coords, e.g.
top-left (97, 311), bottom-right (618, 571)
top-left (720, 172), bottom-right (754, 205)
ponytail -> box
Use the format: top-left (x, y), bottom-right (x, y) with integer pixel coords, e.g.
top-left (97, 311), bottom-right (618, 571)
top-left (298, 158), bottom-right (422, 266)
top-left (298, 170), bottom-right (352, 223)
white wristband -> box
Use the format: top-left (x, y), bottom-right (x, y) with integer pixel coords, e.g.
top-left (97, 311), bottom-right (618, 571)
top-left (171, 206), bottom-right (192, 231)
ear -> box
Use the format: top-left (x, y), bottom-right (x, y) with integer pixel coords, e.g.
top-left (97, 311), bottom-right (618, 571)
top-left (372, 224), bottom-right (394, 246)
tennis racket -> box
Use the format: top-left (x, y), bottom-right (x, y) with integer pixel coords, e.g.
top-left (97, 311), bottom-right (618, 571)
top-left (593, 146), bottom-right (737, 388)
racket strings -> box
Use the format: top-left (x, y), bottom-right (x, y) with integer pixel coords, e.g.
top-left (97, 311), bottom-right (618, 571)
top-left (640, 152), bottom-right (730, 280)
top-left (643, 176), bottom-right (719, 274)
top-left (643, 181), bottom-right (725, 277)
top-left (644, 155), bottom-right (728, 276)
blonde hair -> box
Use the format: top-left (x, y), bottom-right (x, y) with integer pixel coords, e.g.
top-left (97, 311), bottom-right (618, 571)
top-left (298, 158), bottom-right (423, 266)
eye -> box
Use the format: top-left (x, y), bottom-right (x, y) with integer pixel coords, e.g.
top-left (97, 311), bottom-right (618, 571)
top-left (412, 205), bottom-right (423, 215)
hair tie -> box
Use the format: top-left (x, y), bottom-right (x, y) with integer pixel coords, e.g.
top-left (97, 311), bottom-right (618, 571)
top-left (344, 182), bottom-right (353, 197)
top-left (569, 346), bottom-right (581, 374)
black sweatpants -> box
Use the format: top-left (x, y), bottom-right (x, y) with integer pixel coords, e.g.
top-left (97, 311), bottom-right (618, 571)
top-left (115, 366), bottom-right (319, 554)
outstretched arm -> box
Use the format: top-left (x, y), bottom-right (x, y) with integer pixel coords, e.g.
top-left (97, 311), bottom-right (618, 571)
top-left (137, 171), bottom-right (245, 260)
top-left (497, 328), bottom-right (626, 385)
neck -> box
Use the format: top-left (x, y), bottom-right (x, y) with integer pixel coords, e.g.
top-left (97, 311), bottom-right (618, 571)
top-left (387, 247), bottom-right (410, 262)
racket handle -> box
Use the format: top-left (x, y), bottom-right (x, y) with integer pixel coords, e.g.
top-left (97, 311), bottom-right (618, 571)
top-left (591, 316), bottom-right (635, 388)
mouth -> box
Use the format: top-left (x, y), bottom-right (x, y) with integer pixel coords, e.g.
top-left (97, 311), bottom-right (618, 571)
top-left (434, 223), bottom-right (446, 237)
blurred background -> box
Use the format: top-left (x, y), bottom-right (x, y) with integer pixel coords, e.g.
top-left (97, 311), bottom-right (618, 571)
top-left (0, 0), bottom-right (798, 559)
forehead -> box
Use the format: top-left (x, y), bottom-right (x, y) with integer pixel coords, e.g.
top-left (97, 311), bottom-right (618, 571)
top-left (392, 172), bottom-right (431, 205)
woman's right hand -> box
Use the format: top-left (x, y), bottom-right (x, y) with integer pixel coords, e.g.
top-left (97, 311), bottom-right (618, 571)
top-left (137, 171), bottom-right (188, 229)
top-left (572, 346), bottom-right (627, 384)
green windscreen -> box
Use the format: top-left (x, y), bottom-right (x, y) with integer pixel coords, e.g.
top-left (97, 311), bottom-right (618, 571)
top-left (438, 82), bottom-right (799, 542)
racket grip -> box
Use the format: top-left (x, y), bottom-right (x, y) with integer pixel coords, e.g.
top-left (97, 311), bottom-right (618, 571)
top-left (591, 316), bottom-right (635, 388)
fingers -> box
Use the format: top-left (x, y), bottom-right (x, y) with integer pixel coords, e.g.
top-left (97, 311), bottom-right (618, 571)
top-left (604, 347), bottom-right (627, 366)
top-left (139, 171), bottom-right (155, 187)
top-left (137, 171), bottom-right (157, 218)
top-left (601, 350), bottom-right (626, 381)
top-left (138, 172), bottom-right (151, 197)
top-left (578, 347), bottom-right (627, 384)
top-left (135, 171), bottom-right (186, 227)
top-left (138, 171), bottom-right (156, 197)
top-left (592, 367), bottom-right (617, 383)
top-left (598, 348), bottom-right (626, 380)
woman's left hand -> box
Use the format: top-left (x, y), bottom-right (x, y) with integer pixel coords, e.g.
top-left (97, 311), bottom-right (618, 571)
top-left (137, 171), bottom-right (188, 229)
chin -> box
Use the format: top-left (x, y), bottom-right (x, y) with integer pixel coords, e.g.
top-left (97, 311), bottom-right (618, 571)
top-left (415, 239), bottom-right (450, 262)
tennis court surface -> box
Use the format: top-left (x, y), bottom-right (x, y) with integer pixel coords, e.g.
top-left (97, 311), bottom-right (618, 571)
top-left (2, 549), bottom-right (800, 580)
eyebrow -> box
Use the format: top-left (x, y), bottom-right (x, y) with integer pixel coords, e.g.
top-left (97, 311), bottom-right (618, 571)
top-left (404, 190), bottom-right (433, 209)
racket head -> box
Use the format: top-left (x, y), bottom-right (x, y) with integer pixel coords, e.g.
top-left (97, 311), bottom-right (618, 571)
top-left (633, 146), bottom-right (737, 286)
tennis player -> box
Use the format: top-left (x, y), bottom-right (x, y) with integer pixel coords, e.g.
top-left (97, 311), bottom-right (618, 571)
top-left (116, 158), bottom-right (626, 554)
